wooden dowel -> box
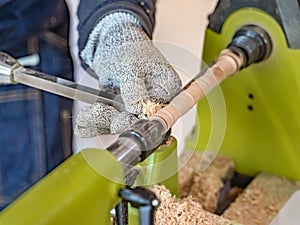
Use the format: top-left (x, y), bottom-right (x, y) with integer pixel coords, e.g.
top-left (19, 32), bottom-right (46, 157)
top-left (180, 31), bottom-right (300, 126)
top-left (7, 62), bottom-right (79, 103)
top-left (151, 49), bottom-right (244, 133)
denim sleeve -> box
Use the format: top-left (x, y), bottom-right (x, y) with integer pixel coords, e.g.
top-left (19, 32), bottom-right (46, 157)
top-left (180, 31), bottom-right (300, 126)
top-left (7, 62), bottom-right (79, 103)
top-left (0, 0), bottom-right (69, 52)
top-left (77, 0), bottom-right (157, 54)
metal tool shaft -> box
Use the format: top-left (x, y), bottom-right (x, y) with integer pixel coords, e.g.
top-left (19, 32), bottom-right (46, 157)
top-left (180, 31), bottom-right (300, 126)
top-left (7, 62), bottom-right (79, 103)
top-left (0, 51), bottom-right (126, 112)
top-left (12, 67), bottom-right (126, 111)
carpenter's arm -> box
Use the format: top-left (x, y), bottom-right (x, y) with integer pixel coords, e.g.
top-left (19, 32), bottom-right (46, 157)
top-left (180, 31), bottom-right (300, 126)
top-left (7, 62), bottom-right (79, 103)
top-left (74, 0), bottom-right (182, 137)
top-left (77, 0), bottom-right (157, 61)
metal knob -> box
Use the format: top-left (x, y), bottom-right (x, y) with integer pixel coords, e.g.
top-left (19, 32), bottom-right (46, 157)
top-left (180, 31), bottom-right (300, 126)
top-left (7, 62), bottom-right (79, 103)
top-left (0, 51), bottom-right (19, 84)
top-left (228, 25), bottom-right (273, 67)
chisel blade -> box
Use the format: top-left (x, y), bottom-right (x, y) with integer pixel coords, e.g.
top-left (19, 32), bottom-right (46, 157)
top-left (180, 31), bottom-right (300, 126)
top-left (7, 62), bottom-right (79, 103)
top-left (12, 66), bottom-right (126, 112)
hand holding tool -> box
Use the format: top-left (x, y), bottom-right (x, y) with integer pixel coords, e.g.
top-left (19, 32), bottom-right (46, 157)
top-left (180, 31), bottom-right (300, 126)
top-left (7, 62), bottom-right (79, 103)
top-left (76, 12), bottom-right (182, 136)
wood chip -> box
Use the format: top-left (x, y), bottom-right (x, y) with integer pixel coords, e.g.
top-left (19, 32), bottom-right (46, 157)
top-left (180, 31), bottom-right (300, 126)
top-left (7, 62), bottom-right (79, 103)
top-left (140, 98), bottom-right (165, 118)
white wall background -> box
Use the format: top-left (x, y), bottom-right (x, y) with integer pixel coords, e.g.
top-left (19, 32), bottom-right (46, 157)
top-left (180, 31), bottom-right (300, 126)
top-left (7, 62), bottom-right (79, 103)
top-left (154, 0), bottom-right (217, 153)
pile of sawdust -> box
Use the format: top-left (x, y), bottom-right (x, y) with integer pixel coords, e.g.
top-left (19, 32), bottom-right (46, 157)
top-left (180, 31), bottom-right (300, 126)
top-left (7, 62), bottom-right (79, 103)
top-left (189, 156), bottom-right (234, 212)
top-left (224, 188), bottom-right (279, 225)
top-left (223, 173), bottom-right (300, 225)
top-left (179, 152), bottom-right (234, 212)
top-left (151, 185), bottom-right (233, 225)
top-left (178, 151), bottom-right (203, 197)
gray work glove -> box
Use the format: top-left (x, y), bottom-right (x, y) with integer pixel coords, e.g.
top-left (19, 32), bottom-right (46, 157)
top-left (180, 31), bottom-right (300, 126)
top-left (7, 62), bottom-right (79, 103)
top-left (75, 12), bottom-right (182, 137)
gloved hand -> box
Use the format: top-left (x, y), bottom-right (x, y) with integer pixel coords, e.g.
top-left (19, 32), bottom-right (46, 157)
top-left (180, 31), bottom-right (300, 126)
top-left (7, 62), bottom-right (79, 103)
top-left (75, 12), bottom-right (182, 137)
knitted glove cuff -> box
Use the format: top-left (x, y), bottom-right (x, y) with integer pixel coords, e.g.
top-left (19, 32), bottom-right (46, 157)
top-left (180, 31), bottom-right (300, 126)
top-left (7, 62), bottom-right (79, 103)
top-left (81, 12), bottom-right (145, 69)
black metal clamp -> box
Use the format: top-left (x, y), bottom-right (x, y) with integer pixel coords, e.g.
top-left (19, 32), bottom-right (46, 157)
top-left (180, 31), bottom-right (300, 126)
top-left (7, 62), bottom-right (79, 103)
top-left (115, 187), bottom-right (160, 225)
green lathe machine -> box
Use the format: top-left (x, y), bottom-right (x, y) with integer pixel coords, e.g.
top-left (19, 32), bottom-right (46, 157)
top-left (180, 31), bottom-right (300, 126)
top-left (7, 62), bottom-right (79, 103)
top-left (1, 0), bottom-right (300, 224)
top-left (197, 0), bottom-right (300, 181)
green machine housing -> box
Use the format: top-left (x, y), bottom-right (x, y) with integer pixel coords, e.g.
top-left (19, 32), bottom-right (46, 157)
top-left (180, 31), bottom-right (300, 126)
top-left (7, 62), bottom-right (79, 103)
top-left (0, 139), bottom-right (179, 225)
top-left (196, 0), bottom-right (300, 181)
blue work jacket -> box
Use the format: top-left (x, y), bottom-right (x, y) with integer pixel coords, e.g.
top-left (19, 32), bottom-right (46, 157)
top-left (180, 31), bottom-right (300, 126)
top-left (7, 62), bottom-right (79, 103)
top-left (0, 0), bottom-right (156, 210)
top-left (0, 0), bottom-right (73, 209)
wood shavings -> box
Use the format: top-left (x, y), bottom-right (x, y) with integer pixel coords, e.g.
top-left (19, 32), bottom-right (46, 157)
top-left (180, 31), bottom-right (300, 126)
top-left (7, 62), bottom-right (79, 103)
top-left (178, 152), bottom-right (235, 212)
top-left (223, 172), bottom-right (300, 225)
top-left (132, 98), bottom-right (165, 118)
top-left (163, 136), bottom-right (175, 146)
top-left (189, 155), bottom-right (235, 213)
top-left (151, 185), bottom-right (235, 225)
top-left (178, 151), bottom-right (203, 197)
